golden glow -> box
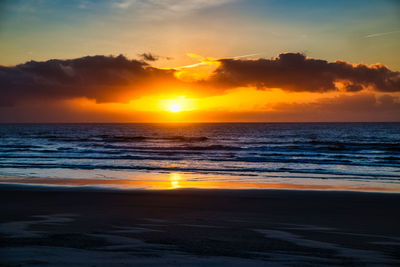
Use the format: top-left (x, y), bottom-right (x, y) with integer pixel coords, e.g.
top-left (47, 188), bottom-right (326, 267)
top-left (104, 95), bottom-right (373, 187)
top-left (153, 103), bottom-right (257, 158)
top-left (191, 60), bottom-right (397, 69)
top-left (159, 96), bottom-right (196, 113)
top-left (62, 87), bottom-right (351, 122)
top-left (62, 52), bottom-right (352, 122)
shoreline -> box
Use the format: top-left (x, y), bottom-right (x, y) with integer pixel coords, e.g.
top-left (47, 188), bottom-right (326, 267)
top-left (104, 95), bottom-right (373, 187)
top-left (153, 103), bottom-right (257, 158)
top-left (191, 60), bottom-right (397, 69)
top-left (2, 182), bottom-right (400, 194)
top-left (1, 175), bottom-right (399, 193)
top-left (1, 185), bottom-right (399, 265)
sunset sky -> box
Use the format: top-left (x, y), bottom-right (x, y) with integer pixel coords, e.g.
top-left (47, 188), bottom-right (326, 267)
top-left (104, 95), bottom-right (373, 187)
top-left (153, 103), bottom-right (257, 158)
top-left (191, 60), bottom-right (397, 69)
top-left (0, 0), bottom-right (399, 122)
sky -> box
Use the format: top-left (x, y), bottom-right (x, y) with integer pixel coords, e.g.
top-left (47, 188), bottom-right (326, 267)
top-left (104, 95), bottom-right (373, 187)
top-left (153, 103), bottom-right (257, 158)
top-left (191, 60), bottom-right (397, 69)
top-left (0, 0), bottom-right (399, 122)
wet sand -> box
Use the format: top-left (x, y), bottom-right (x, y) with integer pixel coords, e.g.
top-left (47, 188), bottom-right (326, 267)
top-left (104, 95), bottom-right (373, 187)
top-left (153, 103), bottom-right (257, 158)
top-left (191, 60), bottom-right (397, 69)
top-left (0, 185), bottom-right (399, 266)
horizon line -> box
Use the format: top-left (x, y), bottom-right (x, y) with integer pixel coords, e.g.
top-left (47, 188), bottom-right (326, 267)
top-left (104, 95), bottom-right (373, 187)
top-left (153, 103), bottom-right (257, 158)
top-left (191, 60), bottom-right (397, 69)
top-left (1, 121), bottom-right (399, 124)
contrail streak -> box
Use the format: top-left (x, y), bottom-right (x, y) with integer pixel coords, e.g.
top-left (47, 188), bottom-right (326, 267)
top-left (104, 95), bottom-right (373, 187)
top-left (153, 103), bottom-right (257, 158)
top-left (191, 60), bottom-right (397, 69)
top-left (232, 53), bottom-right (260, 59)
top-left (174, 53), bottom-right (260, 69)
top-left (365, 30), bottom-right (400, 38)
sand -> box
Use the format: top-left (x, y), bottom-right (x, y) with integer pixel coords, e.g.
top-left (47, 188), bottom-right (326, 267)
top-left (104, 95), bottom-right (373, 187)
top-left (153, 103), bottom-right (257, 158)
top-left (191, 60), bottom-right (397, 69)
top-left (0, 185), bottom-right (399, 266)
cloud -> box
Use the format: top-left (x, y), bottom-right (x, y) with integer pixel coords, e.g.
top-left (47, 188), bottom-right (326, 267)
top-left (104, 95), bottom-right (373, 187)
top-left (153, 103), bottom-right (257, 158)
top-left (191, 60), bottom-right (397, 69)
top-left (161, 0), bottom-right (236, 12)
top-left (112, 0), bottom-right (235, 15)
top-left (265, 93), bottom-right (400, 122)
top-left (113, 0), bottom-right (136, 9)
top-left (139, 52), bottom-right (159, 61)
top-left (274, 93), bottom-right (400, 113)
top-left (0, 54), bottom-right (180, 106)
top-left (209, 53), bottom-right (400, 93)
top-left (1, 52), bottom-right (400, 108)
top-left (189, 94), bottom-right (400, 122)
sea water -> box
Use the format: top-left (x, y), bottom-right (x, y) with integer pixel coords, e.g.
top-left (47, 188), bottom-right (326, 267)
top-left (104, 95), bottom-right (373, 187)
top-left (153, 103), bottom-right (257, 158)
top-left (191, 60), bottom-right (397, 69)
top-left (0, 123), bottom-right (399, 191)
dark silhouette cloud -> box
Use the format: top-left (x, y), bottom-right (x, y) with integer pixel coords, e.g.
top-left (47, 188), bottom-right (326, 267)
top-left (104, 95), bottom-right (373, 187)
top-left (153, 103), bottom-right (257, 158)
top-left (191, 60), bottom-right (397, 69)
top-left (1, 53), bottom-right (400, 108)
top-left (0, 54), bottom-right (179, 106)
top-left (139, 52), bottom-right (159, 61)
top-left (210, 53), bottom-right (400, 93)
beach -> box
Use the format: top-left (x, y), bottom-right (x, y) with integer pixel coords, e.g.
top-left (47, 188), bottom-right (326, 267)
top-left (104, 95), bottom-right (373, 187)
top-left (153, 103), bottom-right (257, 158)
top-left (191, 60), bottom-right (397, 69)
top-left (0, 123), bottom-right (399, 265)
top-left (1, 186), bottom-right (399, 266)
top-left (1, 0), bottom-right (400, 265)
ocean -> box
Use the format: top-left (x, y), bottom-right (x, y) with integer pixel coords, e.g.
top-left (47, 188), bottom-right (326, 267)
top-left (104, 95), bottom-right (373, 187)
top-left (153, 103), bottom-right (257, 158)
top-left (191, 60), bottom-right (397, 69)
top-left (0, 123), bottom-right (399, 191)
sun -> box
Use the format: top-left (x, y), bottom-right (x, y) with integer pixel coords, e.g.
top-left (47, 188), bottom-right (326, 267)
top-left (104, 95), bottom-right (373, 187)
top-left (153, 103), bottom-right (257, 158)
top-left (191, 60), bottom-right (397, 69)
top-left (169, 103), bottom-right (182, 113)
top-left (160, 96), bottom-right (196, 113)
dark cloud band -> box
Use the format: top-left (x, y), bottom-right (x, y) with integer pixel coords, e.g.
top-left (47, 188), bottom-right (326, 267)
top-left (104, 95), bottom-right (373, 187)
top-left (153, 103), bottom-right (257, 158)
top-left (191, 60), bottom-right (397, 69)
top-left (1, 53), bottom-right (399, 107)
top-left (0, 55), bottom-right (178, 106)
top-left (210, 53), bottom-right (400, 93)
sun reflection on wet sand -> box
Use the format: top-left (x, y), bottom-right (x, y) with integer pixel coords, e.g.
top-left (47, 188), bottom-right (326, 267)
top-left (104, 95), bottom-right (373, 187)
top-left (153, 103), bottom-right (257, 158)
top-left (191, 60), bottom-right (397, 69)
top-left (1, 175), bottom-right (400, 193)
top-left (169, 173), bottom-right (182, 189)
